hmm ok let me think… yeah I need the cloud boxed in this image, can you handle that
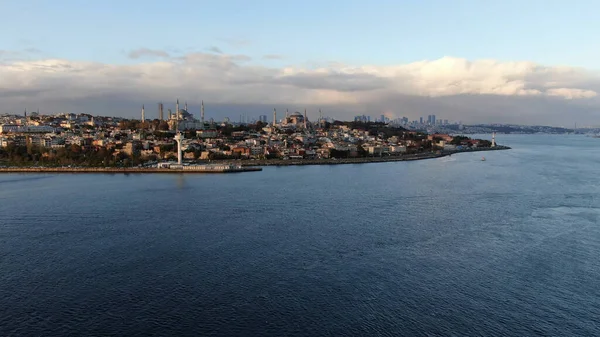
[1,54,599,125]
[546,88,597,99]
[263,54,284,60]
[127,48,170,59]
[206,46,223,54]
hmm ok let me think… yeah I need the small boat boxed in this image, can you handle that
[481,157,486,161]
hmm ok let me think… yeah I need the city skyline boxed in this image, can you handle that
[1,1,600,126]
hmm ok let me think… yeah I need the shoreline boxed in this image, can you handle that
[0,146,510,173]
[223,145,511,167]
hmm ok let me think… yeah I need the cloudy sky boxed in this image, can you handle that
[1,0,600,126]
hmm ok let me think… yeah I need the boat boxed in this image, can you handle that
[481,157,486,161]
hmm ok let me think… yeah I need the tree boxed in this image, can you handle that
[450,136,470,145]
[253,121,266,131]
[478,140,492,147]
[158,121,169,131]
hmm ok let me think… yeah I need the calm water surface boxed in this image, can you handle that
[1,134,599,336]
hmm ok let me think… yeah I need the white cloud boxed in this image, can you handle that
[546,88,597,99]
[1,53,599,124]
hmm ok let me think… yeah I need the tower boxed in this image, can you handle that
[184,101,188,112]
[174,132,184,165]
[304,108,307,129]
[272,108,277,127]
[319,108,323,127]
[491,132,496,147]
[176,99,179,120]
[285,109,289,119]
[158,103,164,120]
[168,109,172,119]
[141,105,145,122]
[201,100,205,125]
[173,106,184,165]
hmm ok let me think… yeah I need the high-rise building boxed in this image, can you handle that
[420,117,423,124]
[427,114,436,125]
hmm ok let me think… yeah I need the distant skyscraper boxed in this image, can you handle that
[427,114,436,125]
[141,105,145,122]
[420,117,423,124]
[201,100,205,125]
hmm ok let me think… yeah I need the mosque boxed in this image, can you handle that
[280,109,309,129]
[167,100,207,131]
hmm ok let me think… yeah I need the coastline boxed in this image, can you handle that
[0,146,510,173]
[225,145,511,167]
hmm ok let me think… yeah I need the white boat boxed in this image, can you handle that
[481,157,486,161]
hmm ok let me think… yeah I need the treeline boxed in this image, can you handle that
[450,136,492,147]
[0,144,154,167]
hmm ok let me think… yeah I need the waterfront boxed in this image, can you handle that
[1,134,599,336]
[0,146,510,172]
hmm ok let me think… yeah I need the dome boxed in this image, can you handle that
[290,111,303,117]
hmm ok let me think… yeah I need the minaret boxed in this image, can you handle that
[272,108,277,127]
[176,99,180,120]
[201,100,205,125]
[141,105,145,122]
[158,102,164,120]
[304,108,307,129]
[491,132,496,147]
[184,102,188,112]
[168,109,172,119]
[285,109,289,119]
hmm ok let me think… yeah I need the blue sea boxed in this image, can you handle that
[1,134,599,336]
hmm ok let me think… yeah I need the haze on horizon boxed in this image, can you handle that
[1,0,599,126]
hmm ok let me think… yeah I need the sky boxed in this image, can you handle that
[1,0,600,126]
